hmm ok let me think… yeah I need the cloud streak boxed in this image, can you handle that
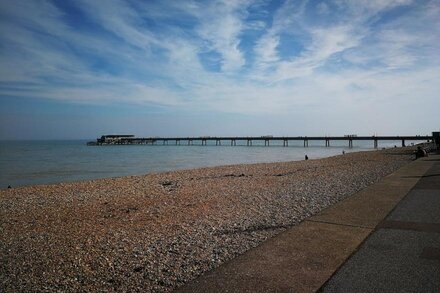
[0,0,439,136]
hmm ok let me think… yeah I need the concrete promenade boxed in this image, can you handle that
[176,154,440,292]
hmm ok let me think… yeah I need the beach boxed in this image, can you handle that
[0,148,414,292]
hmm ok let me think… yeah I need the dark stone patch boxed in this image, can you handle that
[420,247,440,260]
[378,220,440,233]
[160,180,179,192]
[122,206,139,213]
[273,171,296,177]
[134,266,143,272]
[224,173,246,178]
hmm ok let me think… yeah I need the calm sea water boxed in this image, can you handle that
[0,139,418,189]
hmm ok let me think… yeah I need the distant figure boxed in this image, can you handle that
[342,150,345,155]
[7,185,11,189]
[305,155,309,160]
[415,146,425,159]
[394,145,397,148]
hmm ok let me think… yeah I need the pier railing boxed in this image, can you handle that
[88,135,434,149]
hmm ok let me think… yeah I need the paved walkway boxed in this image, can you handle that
[321,154,440,292]
[176,154,440,292]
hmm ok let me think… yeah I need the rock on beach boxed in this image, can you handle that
[0,148,414,292]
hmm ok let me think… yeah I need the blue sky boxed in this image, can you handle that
[0,0,439,139]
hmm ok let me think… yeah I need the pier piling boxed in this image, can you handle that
[89,135,434,148]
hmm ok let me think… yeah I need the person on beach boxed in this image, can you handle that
[415,146,425,159]
[305,155,309,160]
[342,150,345,155]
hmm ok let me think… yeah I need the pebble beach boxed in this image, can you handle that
[0,148,414,292]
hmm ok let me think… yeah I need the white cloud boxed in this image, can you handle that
[254,34,280,65]
[252,24,363,82]
[335,0,413,21]
[193,0,251,72]
[76,0,156,50]
[0,0,439,135]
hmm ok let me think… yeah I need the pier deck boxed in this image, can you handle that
[89,135,434,148]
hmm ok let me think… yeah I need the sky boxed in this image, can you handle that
[0,0,439,140]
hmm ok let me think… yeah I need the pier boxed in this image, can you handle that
[88,133,437,149]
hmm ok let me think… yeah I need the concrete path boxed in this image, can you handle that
[321,155,440,292]
[176,154,439,292]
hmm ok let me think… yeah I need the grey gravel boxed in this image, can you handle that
[0,148,414,292]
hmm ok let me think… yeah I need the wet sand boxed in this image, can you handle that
[0,148,414,292]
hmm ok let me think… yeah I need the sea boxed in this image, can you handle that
[0,139,421,189]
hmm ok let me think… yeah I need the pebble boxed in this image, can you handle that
[0,148,414,292]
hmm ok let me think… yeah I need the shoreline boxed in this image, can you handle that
[1,147,416,291]
[1,141,417,190]
[3,149,351,190]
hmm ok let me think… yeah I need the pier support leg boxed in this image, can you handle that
[374,139,378,149]
[349,139,353,148]
[402,139,405,147]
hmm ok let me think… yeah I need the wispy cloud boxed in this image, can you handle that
[0,0,439,132]
[192,0,252,71]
